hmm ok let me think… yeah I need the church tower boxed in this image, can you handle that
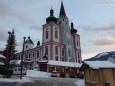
[58,1,82,62]
[58,2,75,62]
[42,8,65,61]
[24,36,34,51]
[71,22,82,63]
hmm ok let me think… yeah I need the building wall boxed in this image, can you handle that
[84,68,115,86]
[24,43,34,51]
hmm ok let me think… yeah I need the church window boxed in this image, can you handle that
[62,57,65,61]
[55,46,58,55]
[77,38,79,46]
[62,48,64,56]
[26,45,28,48]
[59,21,61,24]
[55,56,58,61]
[68,40,69,45]
[29,53,30,60]
[55,31,58,39]
[68,49,71,57]
[37,51,39,58]
[33,52,34,57]
[25,54,28,61]
[45,46,48,55]
[46,31,48,39]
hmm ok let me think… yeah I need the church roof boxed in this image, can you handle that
[25,36,34,45]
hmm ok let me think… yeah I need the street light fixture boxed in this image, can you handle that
[20,37,26,79]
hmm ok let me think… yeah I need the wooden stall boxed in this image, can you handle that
[80,61,115,86]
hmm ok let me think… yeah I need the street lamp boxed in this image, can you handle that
[7,31,11,68]
[20,37,26,79]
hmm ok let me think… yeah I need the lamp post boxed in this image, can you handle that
[7,31,11,68]
[20,37,26,79]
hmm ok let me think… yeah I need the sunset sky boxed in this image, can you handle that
[0,0,115,60]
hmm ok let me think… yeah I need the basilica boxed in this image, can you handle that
[16,2,82,72]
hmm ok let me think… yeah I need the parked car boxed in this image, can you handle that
[13,67,27,75]
[69,72,76,78]
[51,71,58,77]
[0,65,13,78]
[77,73,84,79]
[60,72,66,78]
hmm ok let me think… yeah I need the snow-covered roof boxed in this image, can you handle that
[47,60,81,67]
[0,62,5,65]
[0,54,6,59]
[38,60,48,63]
[10,60,21,65]
[84,61,115,69]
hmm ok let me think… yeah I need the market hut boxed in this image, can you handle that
[80,61,115,86]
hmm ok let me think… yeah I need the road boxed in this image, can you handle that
[0,76,77,86]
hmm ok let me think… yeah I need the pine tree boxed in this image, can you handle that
[9,29,17,60]
[3,29,17,67]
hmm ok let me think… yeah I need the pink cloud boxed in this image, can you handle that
[91,37,115,46]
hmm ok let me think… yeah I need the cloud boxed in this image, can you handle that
[80,23,115,32]
[0,1,39,31]
[90,37,115,46]
[0,26,8,41]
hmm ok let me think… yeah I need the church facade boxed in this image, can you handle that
[16,2,82,69]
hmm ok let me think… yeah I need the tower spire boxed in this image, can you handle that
[50,6,54,16]
[59,1,66,17]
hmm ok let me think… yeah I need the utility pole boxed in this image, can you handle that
[20,37,26,79]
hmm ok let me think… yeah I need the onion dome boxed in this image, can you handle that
[71,22,77,33]
[25,36,34,45]
[46,7,57,23]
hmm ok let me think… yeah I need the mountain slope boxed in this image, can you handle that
[85,51,115,61]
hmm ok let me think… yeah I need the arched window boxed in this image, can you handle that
[33,52,34,57]
[45,46,48,55]
[55,46,58,55]
[68,48,71,57]
[46,31,48,39]
[55,31,58,39]
[26,45,28,48]
[62,57,65,61]
[37,51,39,58]
[29,53,30,60]
[55,56,58,61]
[62,48,64,56]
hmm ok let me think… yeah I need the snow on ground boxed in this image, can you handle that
[26,69,51,78]
[75,79,85,86]
[0,69,85,86]
[0,77,32,83]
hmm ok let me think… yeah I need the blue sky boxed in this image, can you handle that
[0,0,115,60]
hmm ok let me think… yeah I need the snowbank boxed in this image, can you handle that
[75,79,85,86]
[26,70,50,78]
[0,77,32,83]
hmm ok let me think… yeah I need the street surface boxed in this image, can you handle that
[0,75,77,86]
